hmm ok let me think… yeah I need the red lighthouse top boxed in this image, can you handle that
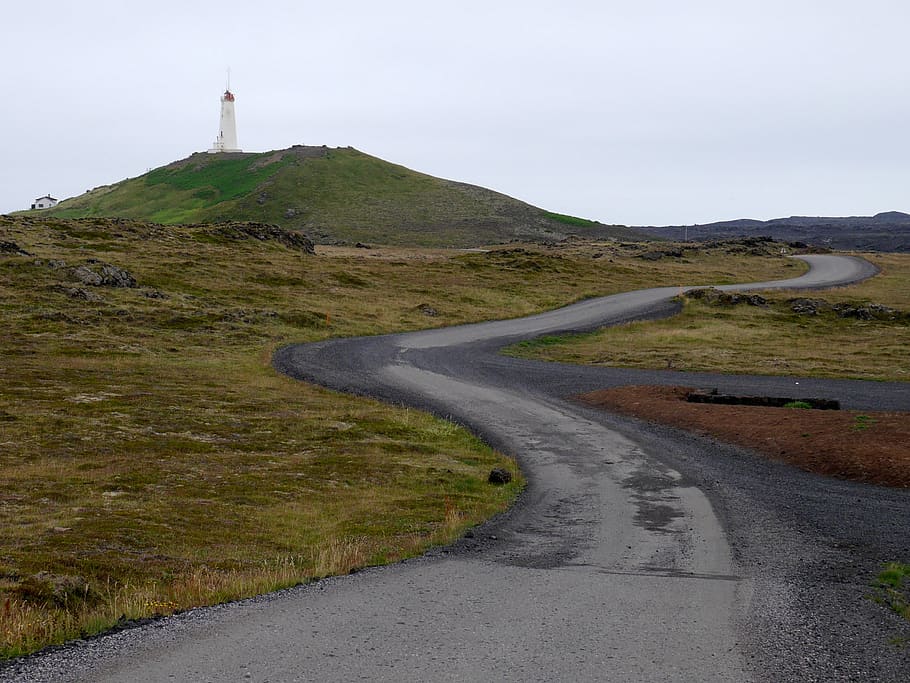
[223,90,235,102]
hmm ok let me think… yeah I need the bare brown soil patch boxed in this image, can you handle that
[578,385,910,488]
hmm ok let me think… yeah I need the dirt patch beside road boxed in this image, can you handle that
[578,385,910,488]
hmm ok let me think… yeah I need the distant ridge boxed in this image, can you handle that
[42,146,641,248]
[637,212,910,252]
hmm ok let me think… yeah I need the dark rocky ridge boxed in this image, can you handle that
[637,211,910,252]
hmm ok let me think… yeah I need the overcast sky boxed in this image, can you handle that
[3,0,908,225]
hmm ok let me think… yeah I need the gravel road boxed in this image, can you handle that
[4,255,908,682]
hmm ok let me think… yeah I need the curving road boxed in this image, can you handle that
[4,255,909,682]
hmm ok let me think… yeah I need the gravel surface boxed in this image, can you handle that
[4,254,908,682]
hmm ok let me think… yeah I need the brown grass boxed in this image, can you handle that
[508,253,910,382]
[0,215,801,658]
[579,386,910,487]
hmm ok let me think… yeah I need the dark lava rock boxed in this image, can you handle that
[0,240,30,255]
[417,303,439,317]
[354,242,372,249]
[687,391,840,410]
[488,468,513,485]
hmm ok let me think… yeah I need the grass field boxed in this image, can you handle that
[0,217,802,657]
[507,253,910,382]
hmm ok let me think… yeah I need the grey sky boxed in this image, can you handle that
[3,0,908,225]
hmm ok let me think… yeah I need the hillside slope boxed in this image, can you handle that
[45,146,638,247]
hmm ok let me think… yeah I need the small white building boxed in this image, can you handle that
[31,195,58,210]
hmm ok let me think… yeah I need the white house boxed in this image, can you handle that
[31,195,58,210]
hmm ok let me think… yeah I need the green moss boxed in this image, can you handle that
[543,211,600,227]
[144,153,290,202]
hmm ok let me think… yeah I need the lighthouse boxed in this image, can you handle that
[208,87,241,153]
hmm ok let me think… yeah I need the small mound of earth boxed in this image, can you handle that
[577,385,910,488]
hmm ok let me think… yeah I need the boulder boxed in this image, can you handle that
[488,468,512,485]
[71,263,137,287]
[788,297,831,315]
[688,287,767,307]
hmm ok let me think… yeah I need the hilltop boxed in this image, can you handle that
[637,212,910,252]
[43,146,640,247]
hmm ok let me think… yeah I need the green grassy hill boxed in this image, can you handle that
[45,146,638,247]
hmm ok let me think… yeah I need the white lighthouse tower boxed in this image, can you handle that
[208,84,241,153]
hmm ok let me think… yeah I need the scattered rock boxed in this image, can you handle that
[417,303,439,317]
[53,285,104,302]
[354,242,372,249]
[141,288,168,299]
[832,302,904,321]
[787,297,907,321]
[488,468,512,484]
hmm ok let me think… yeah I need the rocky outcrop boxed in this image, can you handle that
[636,247,684,261]
[687,287,768,307]
[70,262,137,288]
[788,297,908,321]
[209,222,315,253]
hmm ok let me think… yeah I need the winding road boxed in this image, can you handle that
[5,255,909,682]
